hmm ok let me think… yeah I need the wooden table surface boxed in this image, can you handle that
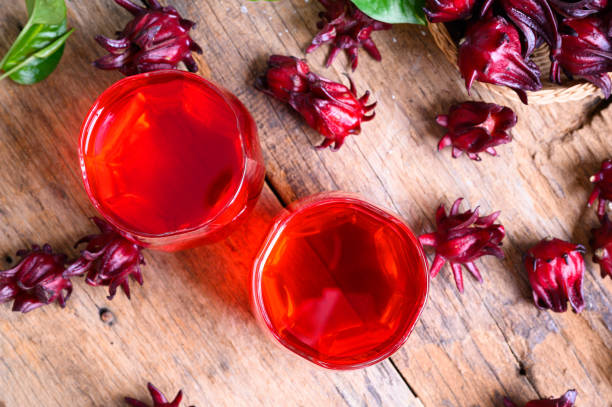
[1,1,611,406]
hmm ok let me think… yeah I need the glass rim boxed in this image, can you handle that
[251,192,430,370]
[78,69,250,239]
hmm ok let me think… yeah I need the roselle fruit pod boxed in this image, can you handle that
[436,101,516,160]
[552,16,612,97]
[424,0,478,23]
[419,198,505,292]
[291,73,376,150]
[549,0,607,18]
[496,0,561,57]
[524,238,585,313]
[125,382,193,407]
[591,215,612,279]
[458,16,542,104]
[504,389,577,407]
[65,217,144,300]
[255,55,311,103]
[306,0,392,71]
[0,244,72,313]
[588,159,612,219]
[256,55,376,150]
[94,0,203,76]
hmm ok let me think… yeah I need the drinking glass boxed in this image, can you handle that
[251,193,429,369]
[79,70,265,251]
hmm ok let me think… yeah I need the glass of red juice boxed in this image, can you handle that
[251,193,429,369]
[79,70,265,251]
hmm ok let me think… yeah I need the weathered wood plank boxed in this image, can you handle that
[183,1,612,406]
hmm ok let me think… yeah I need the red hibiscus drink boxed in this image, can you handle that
[252,193,429,369]
[79,70,265,251]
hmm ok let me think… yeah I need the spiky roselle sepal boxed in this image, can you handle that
[65,217,144,300]
[94,0,203,76]
[419,198,505,292]
[524,238,585,313]
[0,244,72,313]
[424,0,478,23]
[588,159,612,219]
[487,0,560,58]
[549,0,607,18]
[306,0,392,71]
[504,389,577,407]
[458,16,542,104]
[256,55,376,150]
[436,101,516,160]
[552,16,612,98]
[591,215,612,279]
[125,382,193,407]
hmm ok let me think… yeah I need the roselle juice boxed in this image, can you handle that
[80,70,264,251]
[252,195,428,369]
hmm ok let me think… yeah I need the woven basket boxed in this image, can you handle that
[428,22,610,105]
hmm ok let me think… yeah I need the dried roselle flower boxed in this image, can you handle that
[256,55,376,150]
[125,382,193,407]
[94,0,203,76]
[306,0,392,71]
[436,101,516,160]
[419,198,505,292]
[591,215,612,279]
[588,159,612,219]
[504,389,577,406]
[0,244,72,313]
[524,238,585,313]
[549,0,607,18]
[552,17,612,97]
[65,217,144,300]
[497,0,560,57]
[458,16,542,104]
[424,0,478,23]
[255,55,311,103]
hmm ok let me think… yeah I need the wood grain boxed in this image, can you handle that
[0,0,610,406]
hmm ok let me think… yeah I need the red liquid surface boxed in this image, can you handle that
[81,72,246,238]
[255,197,428,368]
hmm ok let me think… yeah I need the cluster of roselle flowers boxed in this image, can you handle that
[425,0,612,102]
[256,55,376,150]
[0,218,145,313]
[306,0,392,71]
[419,158,612,314]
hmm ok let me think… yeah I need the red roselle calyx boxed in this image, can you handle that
[306,0,392,71]
[125,382,193,407]
[458,16,542,104]
[483,0,560,58]
[436,101,516,160]
[524,238,585,313]
[588,159,612,219]
[504,389,577,407]
[256,55,376,150]
[65,217,144,300]
[424,0,478,23]
[591,215,612,279]
[552,16,612,98]
[94,0,203,76]
[549,0,608,18]
[0,245,72,313]
[419,198,505,292]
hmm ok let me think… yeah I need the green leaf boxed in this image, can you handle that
[351,0,427,25]
[0,0,71,84]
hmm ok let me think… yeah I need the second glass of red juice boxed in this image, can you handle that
[79,70,265,251]
[252,193,429,369]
